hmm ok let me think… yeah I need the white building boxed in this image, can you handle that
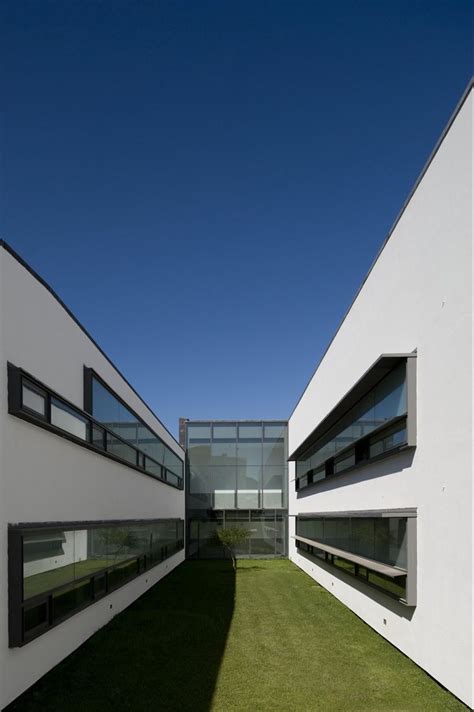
[288,81,473,707]
[0,243,185,709]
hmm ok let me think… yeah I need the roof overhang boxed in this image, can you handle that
[288,352,416,462]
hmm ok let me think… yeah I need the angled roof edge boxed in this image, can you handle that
[289,77,474,422]
[288,352,415,461]
[0,239,184,454]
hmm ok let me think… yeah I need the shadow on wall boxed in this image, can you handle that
[298,548,415,621]
[296,449,416,498]
[6,560,236,712]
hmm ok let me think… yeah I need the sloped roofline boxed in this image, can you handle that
[0,239,184,453]
[289,77,474,421]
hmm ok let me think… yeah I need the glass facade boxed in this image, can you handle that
[10,520,184,646]
[296,364,407,489]
[184,420,288,558]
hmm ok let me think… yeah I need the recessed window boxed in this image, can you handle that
[295,512,416,605]
[293,356,416,491]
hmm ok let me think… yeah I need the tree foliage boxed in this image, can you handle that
[216,526,250,571]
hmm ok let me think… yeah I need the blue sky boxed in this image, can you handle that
[1,1,472,438]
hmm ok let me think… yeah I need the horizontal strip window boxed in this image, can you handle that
[186,421,287,445]
[8,518,184,647]
[8,364,183,490]
[294,512,416,605]
[85,369,183,479]
[294,355,416,492]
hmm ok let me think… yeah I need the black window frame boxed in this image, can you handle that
[8,364,184,490]
[8,518,185,647]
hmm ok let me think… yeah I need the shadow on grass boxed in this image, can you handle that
[6,560,236,712]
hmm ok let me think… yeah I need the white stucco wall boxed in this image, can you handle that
[289,88,473,707]
[0,249,185,708]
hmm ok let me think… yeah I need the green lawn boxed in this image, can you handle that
[8,560,466,712]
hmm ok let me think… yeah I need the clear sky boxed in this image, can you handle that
[1,1,472,439]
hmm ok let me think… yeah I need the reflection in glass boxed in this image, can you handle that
[186,421,288,558]
[188,423,211,440]
[296,364,408,483]
[213,424,237,439]
[92,376,183,477]
[238,423,262,440]
[237,441,262,467]
[263,423,286,440]
[296,515,407,569]
[22,382,46,416]
[22,520,183,610]
[51,399,89,440]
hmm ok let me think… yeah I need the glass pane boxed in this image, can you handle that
[22,382,46,416]
[262,441,285,466]
[374,518,407,568]
[237,465,261,489]
[213,424,237,440]
[51,399,88,440]
[92,376,177,474]
[352,519,375,559]
[263,423,286,440]
[52,580,93,622]
[92,379,120,428]
[238,423,262,440]
[369,421,407,458]
[354,390,376,438]
[23,529,77,599]
[92,424,105,450]
[187,423,211,441]
[24,602,48,633]
[166,471,180,487]
[237,441,262,466]
[106,433,137,466]
[333,556,355,576]
[145,458,162,478]
[164,447,183,477]
[367,571,406,599]
[211,440,237,461]
[374,364,407,426]
[334,450,355,473]
[324,518,351,549]
[188,442,212,468]
[237,490,259,508]
[263,466,285,508]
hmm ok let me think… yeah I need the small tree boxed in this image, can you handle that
[216,527,250,571]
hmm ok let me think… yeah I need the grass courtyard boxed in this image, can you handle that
[8,560,466,712]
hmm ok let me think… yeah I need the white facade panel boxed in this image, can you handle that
[289,88,473,707]
[0,247,185,708]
